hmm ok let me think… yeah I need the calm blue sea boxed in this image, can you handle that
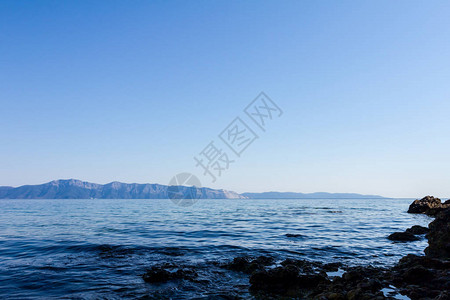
[0,198,431,299]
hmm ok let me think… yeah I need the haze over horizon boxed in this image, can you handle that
[1,1,450,198]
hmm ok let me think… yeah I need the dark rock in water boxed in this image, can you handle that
[341,266,383,283]
[406,225,429,235]
[223,255,274,274]
[401,265,434,284]
[388,231,420,242]
[211,294,244,300]
[408,195,450,216]
[346,285,384,300]
[298,273,329,287]
[286,233,305,238]
[311,266,385,300]
[249,263,329,296]
[342,269,365,282]
[323,262,343,272]
[96,244,134,258]
[143,267,173,283]
[387,224,428,242]
[224,256,251,272]
[280,258,322,274]
[321,292,346,300]
[425,208,450,259]
[249,264,300,295]
[159,247,186,256]
[390,254,450,299]
[253,255,274,266]
[396,254,450,270]
[142,266,197,283]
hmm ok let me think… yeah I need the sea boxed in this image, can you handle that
[0,198,432,299]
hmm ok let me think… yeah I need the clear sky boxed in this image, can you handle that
[1,1,449,198]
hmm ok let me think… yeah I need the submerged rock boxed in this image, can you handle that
[143,267,174,283]
[286,233,305,238]
[408,196,450,216]
[222,255,274,274]
[387,231,420,242]
[142,265,198,283]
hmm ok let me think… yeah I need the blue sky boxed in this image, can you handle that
[1,1,449,197]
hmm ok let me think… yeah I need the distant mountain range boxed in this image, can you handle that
[0,179,386,199]
[0,179,244,199]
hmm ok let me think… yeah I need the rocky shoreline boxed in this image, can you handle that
[142,196,449,299]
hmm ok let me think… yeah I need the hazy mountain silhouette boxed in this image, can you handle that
[0,179,386,199]
[0,179,244,199]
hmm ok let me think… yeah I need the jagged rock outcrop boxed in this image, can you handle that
[408,196,450,216]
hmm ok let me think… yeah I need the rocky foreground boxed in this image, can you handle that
[143,196,450,299]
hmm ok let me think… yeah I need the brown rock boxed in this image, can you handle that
[327,292,345,300]
[408,196,450,216]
